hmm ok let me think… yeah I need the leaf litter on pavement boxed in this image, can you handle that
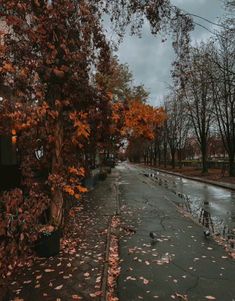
[7,200,113,301]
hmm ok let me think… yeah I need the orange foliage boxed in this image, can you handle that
[64,167,88,200]
[68,166,85,177]
[69,112,90,146]
[123,100,166,140]
[112,102,123,124]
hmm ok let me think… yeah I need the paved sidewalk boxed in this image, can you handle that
[1,171,120,301]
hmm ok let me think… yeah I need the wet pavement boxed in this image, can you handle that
[2,171,120,301]
[141,167,235,239]
[2,163,235,301]
[117,163,235,301]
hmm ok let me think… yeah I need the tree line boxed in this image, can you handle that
[136,1,235,176]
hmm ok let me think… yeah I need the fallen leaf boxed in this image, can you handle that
[145,261,150,265]
[72,295,82,300]
[143,278,149,285]
[55,285,63,290]
[45,269,55,273]
[94,291,102,296]
[126,276,136,281]
[175,293,188,300]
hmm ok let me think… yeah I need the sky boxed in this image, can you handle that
[115,0,226,107]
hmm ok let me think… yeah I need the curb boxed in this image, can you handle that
[100,217,112,301]
[100,172,121,301]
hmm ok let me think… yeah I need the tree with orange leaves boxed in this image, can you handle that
[0,0,193,278]
[0,0,110,276]
[124,100,166,140]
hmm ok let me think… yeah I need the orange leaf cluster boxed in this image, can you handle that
[68,166,85,177]
[123,100,166,140]
[69,112,90,146]
[64,166,88,200]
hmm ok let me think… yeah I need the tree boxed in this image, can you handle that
[164,92,190,169]
[0,0,111,224]
[0,0,110,276]
[208,31,235,175]
[183,44,215,173]
[124,100,166,162]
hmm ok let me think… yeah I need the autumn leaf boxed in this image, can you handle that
[143,278,149,285]
[72,295,83,300]
[44,269,55,273]
[84,272,90,277]
[63,185,75,196]
[53,68,65,78]
[3,62,15,73]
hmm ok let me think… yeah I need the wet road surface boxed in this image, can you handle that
[117,163,235,301]
[142,166,235,238]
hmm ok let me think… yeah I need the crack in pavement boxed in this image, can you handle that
[185,275,200,294]
[159,215,167,231]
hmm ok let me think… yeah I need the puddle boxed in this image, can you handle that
[142,170,235,247]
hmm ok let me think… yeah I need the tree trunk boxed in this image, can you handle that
[150,145,153,166]
[178,149,182,169]
[99,152,105,173]
[171,151,175,169]
[158,147,161,167]
[163,142,167,168]
[144,151,147,164]
[148,148,151,165]
[201,142,208,173]
[154,144,157,166]
[50,117,64,227]
[229,153,235,177]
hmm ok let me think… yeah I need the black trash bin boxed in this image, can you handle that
[34,229,61,257]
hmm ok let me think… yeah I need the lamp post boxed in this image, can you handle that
[35,139,44,160]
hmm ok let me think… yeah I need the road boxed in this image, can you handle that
[116,163,235,301]
[144,167,235,236]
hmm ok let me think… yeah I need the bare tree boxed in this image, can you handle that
[164,93,190,169]
[209,31,235,175]
[183,44,215,173]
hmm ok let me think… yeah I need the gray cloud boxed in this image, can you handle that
[116,0,225,107]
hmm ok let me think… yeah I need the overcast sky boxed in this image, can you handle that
[115,0,225,107]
